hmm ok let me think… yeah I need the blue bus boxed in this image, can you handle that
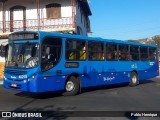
[3,31,159,96]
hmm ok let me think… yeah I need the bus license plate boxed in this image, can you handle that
[11,84,17,87]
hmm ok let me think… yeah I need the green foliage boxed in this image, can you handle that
[128,40,140,43]
[128,35,160,57]
[152,36,160,56]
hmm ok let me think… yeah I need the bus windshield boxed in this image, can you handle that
[6,42,39,68]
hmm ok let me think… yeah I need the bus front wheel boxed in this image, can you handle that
[63,76,80,96]
[129,72,139,87]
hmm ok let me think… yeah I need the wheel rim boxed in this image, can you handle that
[132,75,137,84]
[66,81,74,92]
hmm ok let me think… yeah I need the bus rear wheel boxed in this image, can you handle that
[129,72,139,87]
[63,76,80,96]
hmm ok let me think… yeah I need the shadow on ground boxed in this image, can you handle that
[14,79,155,99]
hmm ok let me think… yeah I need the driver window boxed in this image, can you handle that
[41,37,62,71]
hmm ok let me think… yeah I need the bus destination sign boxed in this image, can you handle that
[65,62,79,68]
[9,33,39,41]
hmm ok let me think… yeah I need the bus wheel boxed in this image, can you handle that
[129,72,139,87]
[63,76,80,96]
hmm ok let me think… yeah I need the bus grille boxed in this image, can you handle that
[5,70,27,75]
[7,78,24,82]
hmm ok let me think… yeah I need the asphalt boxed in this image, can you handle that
[0,77,160,120]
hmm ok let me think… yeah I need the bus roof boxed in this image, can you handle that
[10,31,157,48]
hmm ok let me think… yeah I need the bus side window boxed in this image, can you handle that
[66,39,86,60]
[149,47,156,61]
[88,41,104,61]
[41,37,62,71]
[80,50,86,60]
[106,53,112,60]
[140,47,148,61]
[106,43,118,61]
[69,52,76,60]
[130,46,140,61]
[118,44,129,61]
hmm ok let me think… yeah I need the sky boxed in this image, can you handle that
[88,0,160,40]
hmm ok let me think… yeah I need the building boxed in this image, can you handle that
[0,0,92,78]
[0,0,92,36]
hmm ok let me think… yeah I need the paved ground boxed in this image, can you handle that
[0,77,160,120]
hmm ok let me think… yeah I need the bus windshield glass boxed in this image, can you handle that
[6,42,39,68]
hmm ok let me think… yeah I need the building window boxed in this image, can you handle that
[88,41,104,60]
[46,3,61,19]
[10,5,26,32]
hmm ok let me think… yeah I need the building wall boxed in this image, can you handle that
[75,1,88,36]
[41,0,72,19]
[0,0,90,36]
[2,0,72,21]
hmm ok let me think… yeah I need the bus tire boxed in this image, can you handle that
[63,76,80,96]
[129,72,139,87]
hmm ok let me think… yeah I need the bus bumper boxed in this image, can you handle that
[3,75,66,93]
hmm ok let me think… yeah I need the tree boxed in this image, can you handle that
[128,35,160,57]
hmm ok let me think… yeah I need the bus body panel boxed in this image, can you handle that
[3,60,158,93]
[3,31,159,93]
